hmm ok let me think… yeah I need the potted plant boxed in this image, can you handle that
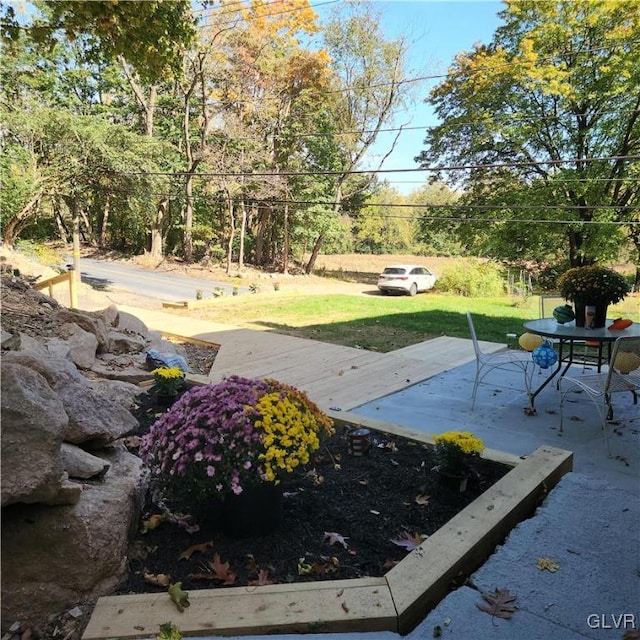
[433,431,485,491]
[557,266,630,328]
[151,366,185,405]
[139,375,334,536]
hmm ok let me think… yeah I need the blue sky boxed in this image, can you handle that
[313,0,504,194]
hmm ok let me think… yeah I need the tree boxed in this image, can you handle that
[2,1,196,83]
[418,0,640,278]
[304,1,413,273]
[354,185,417,254]
[1,108,168,249]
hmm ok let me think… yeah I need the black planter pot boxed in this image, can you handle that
[155,391,178,407]
[221,483,283,538]
[574,302,608,328]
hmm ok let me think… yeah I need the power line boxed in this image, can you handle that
[114,153,640,178]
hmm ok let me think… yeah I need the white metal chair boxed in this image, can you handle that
[467,312,535,409]
[559,336,640,454]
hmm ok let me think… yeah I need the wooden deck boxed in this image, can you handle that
[121,306,505,410]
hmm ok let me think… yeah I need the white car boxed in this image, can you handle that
[377,264,437,296]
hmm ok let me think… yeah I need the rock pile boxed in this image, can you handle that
[0,275,187,637]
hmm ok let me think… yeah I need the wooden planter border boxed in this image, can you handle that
[82,414,572,639]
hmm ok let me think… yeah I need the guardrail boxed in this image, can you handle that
[34,270,78,308]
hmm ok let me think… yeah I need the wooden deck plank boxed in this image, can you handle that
[120,306,500,411]
[82,578,397,639]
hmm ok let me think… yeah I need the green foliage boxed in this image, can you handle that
[435,261,505,297]
[14,241,62,266]
[2,1,196,83]
[420,0,640,268]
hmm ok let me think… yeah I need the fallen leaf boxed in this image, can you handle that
[297,557,313,575]
[414,494,431,505]
[312,558,340,575]
[324,531,349,548]
[158,622,182,640]
[623,630,640,640]
[140,513,166,534]
[341,601,349,613]
[337,369,344,376]
[248,568,274,586]
[390,532,426,551]
[179,541,213,560]
[123,435,142,448]
[168,582,190,612]
[382,558,399,569]
[536,557,560,572]
[245,553,259,572]
[142,569,171,587]
[476,588,517,620]
[433,625,442,638]
[188,553,237,585]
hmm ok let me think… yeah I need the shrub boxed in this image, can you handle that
[436,261,505,297]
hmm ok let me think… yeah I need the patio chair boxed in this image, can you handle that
[559,336,640,454]
[467,312,535,409]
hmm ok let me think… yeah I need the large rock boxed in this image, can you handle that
[91,379,146,410]
[57,381,139,447]
[2,332,48,355]
[59,322,99,369]
[0,362,67,506]
[60,443,110,479]
[115,310,149,338]
[1,351,87,388]
[55,308,110,353]
[108,329,147,355]
[91,353,153,384]
[87,303,119,328]
[0,445,146,632]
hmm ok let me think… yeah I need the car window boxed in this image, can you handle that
[410,268,423,275]
[383,267,406,275]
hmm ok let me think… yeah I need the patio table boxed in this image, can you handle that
[522,318,640,407]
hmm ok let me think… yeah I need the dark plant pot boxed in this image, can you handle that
[574,302,608,329]
[436,467,469,493]
[155,391,178,407]
[221,483,283,537]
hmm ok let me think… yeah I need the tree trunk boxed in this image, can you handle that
[150,198,168,258]
[226,198,235,275]
[99,195,110,248]
[239,201,247,269]
[305,233,324,274]
[2,193,41,246]
[54,200,69,244]
[282,200,289,275]
[184,175,194,262]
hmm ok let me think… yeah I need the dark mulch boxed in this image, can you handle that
[117,387,510,596]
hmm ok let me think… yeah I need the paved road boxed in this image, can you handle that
[72,257,243,302]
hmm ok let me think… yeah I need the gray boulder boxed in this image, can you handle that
[0,363,67,506]
[0,444,145,632]
[1,351,87,388]
[90,378,146,410]
[108,329,147,355]
[57,381,139,448]
[115,310,149,338]
[60,443,110,479]
[55,308,110,353]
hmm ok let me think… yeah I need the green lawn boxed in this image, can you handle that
[182,292,638,352]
